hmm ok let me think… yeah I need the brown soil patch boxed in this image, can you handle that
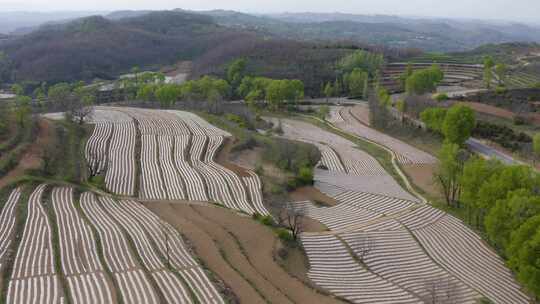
[301,217,329,233]
[230,147,263,170]
[458,102,515,119]
[215,137,250,177]
[289,186,339,207]
[275,242,311,282]
[0,118,53,188]
[402,164,440,198]
[148,203,343,304]
[147,203,264,303]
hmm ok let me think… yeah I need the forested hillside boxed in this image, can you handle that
[0,11,250,83]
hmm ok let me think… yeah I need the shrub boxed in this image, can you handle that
[225,113,249,129]
[260,215,274,226]
[296,166,314,186]
[513,115,527,126]
[434,93,449,102]
[254,163,264,176]
[90,175,106,189]
[277,228,293,242]
[232,135,257,152]
[495,86,507,94]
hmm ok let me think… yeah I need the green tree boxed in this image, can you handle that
[435,143,467,206]
[461,158,504,227]
[11,83,24,96]
[507,214,540,296]
[405,65,444,95]
[399,62,414,88]
[48,82,72,104]
[14,96,32,128]
[483,56,495,89]
[442,105,475,146]
[334,78,342,97]
[420,107,447,133]
[227,58,247,92]
[347,68,369,98]
[136,84,157,101]
[323,82,334,101]
[485,189,540,252]
[338,50,384,76]
[155,84,180,107]
[396,99,406,113]
[318,105,330,120]
[495,63,507,86]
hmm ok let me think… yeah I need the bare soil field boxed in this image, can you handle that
[216,137,251,177]
[458,101,515,119]
[0,119,53,188]
[289,186,339,207]
[147,202,344,304]
[402,164,440,198]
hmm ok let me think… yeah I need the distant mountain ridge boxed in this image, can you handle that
[3,9,540,52]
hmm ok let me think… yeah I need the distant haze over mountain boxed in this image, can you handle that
[1,9,539,53]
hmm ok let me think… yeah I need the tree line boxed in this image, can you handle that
[421,104,540,299]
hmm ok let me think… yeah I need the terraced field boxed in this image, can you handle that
[381,62,483,92]
[0,184,224,304]
[1,106,529,304]
[267,116,530,303]
[87,106,270,216]
[335,106,437,165]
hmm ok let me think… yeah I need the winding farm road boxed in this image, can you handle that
[466,138,517,165]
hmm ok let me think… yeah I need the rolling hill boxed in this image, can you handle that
[0,11,249,83]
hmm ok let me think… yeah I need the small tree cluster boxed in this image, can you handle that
[405,65,444,95]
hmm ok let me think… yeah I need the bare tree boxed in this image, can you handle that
[279,204,305,240]
[421,277,459,304]
[355,235,374,264]
[69,101,94,125]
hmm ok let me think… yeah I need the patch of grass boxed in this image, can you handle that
[36,120,89,183]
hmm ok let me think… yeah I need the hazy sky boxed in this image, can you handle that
[0,0,538,23]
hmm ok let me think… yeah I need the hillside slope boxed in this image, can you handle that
[0,11,250,82]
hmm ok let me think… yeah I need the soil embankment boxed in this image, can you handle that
[0,118,53,188]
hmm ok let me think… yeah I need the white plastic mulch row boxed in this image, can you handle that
[0,188,22,269]
[341,229,480,303]
[140,134,168,200]
[100,196,194,304]
[111,107,267,216]
[105,121,136,196]
[7,185,65,304]
[334,191,416,217]
[290,201,380,231]
[317,144,346,173]
[158,135,186,200]
[80,192,160,303]
[290,190,416,231]
[302,234,421,304]
[85,122,112,173]
[242,171,271,216]
[314,169,420,202]
[271,117,413,200]
[52,187,114,304]
[410,214,531,304]
[174,135,208,202]
[337,107,437,165]
[113,199,225,304]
